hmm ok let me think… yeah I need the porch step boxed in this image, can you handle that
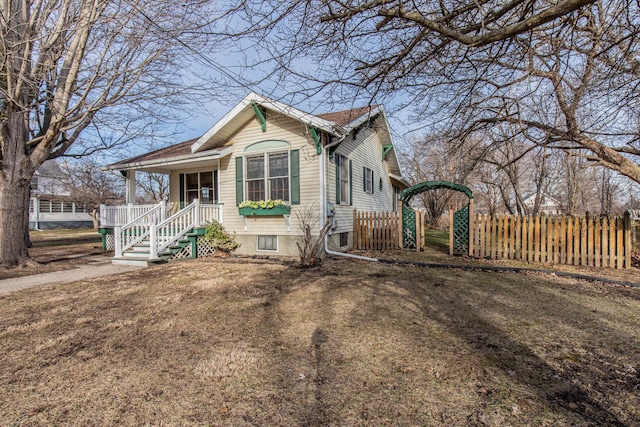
[112,257,151,267]
[158,238,191,260]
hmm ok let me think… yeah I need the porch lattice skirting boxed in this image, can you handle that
[172,245,192,259]
[170,235,216,260]
[105,234,115,251]
[196,237,217,258]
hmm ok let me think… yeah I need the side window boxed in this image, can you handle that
[363,167,374,194]
[336,153,351,204]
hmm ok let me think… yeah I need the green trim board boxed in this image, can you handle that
[251,101,267,132]
[308,124,321,155]
[290,149,300,204]
[382,144,394,159]
[235,157,244,206]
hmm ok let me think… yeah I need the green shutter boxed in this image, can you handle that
[179,173,185,208]
[335,155,340,204]
[290,149,300,205]
[235,157,244,206]
[372,171,375,194]
[349,159,353,205]
[363,166,367,192]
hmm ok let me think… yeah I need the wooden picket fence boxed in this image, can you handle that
[473,213,633,269]
[353,210,401,250]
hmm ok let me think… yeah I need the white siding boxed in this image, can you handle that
[326,116,397,235]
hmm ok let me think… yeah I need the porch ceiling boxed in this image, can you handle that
[102,146,232,174]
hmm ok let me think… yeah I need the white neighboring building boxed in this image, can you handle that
[29,160,93,230]
[522,193,562,215]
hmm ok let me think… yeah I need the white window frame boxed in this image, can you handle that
[245,150,290,202]
[184,171,217,204]
[364,167,374,194]
[256,235,278,252]
[337,153,349,205]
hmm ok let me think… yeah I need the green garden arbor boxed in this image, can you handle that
[400,181,474,255]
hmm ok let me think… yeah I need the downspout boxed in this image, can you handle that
[320,133,378,262]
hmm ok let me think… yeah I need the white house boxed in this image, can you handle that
[29,160,93,230]
[100,92,406,264]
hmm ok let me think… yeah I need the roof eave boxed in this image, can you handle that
[102,146,233,172]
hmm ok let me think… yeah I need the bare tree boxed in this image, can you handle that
[399,136,475,227]
[294,203,331,267]
[0,0,220,267]
[59,158,123,228]
[226,1,640,184]
[136,172,169,204]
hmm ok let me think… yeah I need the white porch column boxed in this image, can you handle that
[124,170,136,204]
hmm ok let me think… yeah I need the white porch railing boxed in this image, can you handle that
[200,202,223,225]
[100,203,160,227]
[114,201,166,258]
[150,200,200,258]
[111,199,223,259]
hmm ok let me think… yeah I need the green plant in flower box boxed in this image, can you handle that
[238,200,291,216]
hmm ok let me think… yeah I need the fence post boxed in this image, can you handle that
[468,199,475,257]
[624,211,631,269]
[399,203,404,249]
[353,209,358,250]
[449,204,454,256]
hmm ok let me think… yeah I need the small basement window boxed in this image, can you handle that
[257,235,278,252]
[339,232,348,248]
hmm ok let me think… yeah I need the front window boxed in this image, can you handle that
[246,155,266,200]
[246,152,289,202]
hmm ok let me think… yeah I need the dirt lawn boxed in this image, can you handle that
[0,230,104,280]
[1,257,639,426]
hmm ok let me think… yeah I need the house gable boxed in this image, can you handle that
[191,92,344,154]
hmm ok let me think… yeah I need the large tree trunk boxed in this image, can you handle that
[0,176,33,268]
[91,208,99,230]
[0,111,37,269]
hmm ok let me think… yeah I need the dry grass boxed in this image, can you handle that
[1,257,639,426]
[0,229,104,280]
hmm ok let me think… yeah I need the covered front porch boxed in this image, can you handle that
[99,143,232,265]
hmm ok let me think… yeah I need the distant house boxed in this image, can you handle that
[100,92,407,264]
[522,193,562,215]
[29,160,93,230]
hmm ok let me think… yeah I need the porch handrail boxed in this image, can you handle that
[114,201,165,258]
[199,203,223,224]
[100,203,159,227]
[150,199,200,258]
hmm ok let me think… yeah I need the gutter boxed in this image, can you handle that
[101,147,233,172]
[319,133,378,262]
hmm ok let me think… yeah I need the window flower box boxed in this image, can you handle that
[238,200,291,216]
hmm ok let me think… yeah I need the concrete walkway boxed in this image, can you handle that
[0,256,144,294]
